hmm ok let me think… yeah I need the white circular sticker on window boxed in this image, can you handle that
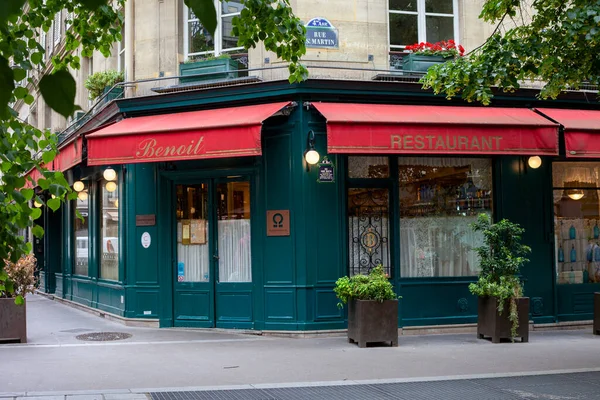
[141,232,151,249]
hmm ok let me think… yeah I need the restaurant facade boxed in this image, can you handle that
[34,79,600,330]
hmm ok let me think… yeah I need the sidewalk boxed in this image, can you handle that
[2,295,600,399]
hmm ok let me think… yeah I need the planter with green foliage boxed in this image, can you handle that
[0,254,37,343]
[179,55,240,84]
[334,266,399,348]
[84,70,124,102]
[469,213,531,343]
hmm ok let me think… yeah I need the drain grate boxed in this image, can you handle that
[75,332,132,341]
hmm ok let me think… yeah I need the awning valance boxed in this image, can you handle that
[312,103,559,156]
[536,108,600,158]
[25,137,83,188]
[86,102,291,166]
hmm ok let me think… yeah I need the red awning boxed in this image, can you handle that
[536,108,600,158]
[86,102,291,166]
[312,103,559,156]
[25,137,83,188]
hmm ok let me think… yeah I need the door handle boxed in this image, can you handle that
[213,254,219,260]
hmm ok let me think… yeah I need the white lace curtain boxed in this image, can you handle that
[177,219,251,283]
[218,219,252,282]
[177,242,210,282]
[400,215,486,277]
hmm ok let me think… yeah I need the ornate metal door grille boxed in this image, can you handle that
[348,188,390,276]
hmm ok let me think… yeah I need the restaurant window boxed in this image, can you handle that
[389,0,458,50]
[399,157,493,277]
[74,192,89,276]
[348,156,390,179]
[348,187,391,277]
[183,0,243,60]
[100,179,119,280]
[553,162,600,285]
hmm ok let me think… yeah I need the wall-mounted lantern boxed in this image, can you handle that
[103,167,117,181]
[304,130,320,167]
[527,156,542,169]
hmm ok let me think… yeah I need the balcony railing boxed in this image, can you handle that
[56,63,599,147]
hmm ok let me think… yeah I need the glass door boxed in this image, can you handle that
[214,179,253,328]
[173,182,215,327]
[173,178,253,328]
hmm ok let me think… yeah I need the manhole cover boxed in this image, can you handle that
[75,332,132,341]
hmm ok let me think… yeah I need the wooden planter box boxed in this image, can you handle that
[593,292,600,335]
[0,298,27,343]
[477,296,529,343]
[179,59,240,84]
[347,299,398,348]
[402,54,448,73]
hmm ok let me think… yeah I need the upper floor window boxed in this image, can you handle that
[53,11,62,48]
[117,24,126,75]
[389,0,458,50]
[183,0,243,60]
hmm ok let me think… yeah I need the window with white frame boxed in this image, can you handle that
[389,0,459,50]
[53,11,62,47]
[117,24,125,76]
[39,30,47,61]
[183,0,243,60]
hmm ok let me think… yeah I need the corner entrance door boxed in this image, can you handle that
[173,179,253,328]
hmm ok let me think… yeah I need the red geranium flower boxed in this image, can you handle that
[404,39,465,58]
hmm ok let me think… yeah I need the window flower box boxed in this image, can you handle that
[402,40,465,73]
[179,58,240,84]
[402,54,449,73]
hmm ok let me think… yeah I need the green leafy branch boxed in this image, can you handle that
[421,0,600,104]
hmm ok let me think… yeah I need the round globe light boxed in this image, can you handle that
[73,180,85,192]
[528,156,542,169]
[305,149,320,165]
[103,168,117,181]
[78,191,89,201]
[34,200,42,208]
[105,181,117,192]
[114,199,119,208]
[567,189,584,201]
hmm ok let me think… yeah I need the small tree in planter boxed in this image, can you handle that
[334,266,399,348]
[469,213,531,343]
[0,254,37,343]
[84,70,125,101]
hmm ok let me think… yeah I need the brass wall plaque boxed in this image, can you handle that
[266,210,290,236]
[136,214,156,226]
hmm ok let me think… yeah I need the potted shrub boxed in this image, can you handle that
[402,40,465,73]
[334,266,399,348]
[179,53,240,84]
[0,254,38,343]
[469,213,531,343]
[84,70,125,102]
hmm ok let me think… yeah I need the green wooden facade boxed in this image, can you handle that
[37,80,600,330]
